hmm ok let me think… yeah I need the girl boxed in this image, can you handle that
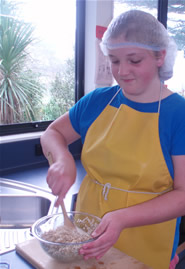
[41,10,185,269]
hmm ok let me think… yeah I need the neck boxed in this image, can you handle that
[122,80,163,103]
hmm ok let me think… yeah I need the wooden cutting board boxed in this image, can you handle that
[16,238,151,269]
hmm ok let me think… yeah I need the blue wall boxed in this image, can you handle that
[0,138,46,175]
[0,138,82,176]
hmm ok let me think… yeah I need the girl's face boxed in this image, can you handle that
[108,46,165,102]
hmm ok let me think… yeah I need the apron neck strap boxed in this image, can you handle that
[109,82,163,114]
[158,82,163,114]
[108,87,122,106]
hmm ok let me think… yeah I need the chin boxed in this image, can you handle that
[119,80,136,89]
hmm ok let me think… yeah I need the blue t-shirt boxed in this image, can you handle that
[69,85,185,258]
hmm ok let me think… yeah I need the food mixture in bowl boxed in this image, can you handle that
[32,212,101,263]
[41,225,92,262]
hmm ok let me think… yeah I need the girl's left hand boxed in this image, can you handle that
[79,210,124,260]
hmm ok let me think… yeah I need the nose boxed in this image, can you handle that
[118,62,130,76]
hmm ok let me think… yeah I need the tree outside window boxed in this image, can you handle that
[0,0,75,125]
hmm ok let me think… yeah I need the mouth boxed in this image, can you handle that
[122,78,135,83]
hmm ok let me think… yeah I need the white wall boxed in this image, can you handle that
[84,0,113,94]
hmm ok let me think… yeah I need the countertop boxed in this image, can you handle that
[1,160,86,269]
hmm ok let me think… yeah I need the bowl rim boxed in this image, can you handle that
[31,211,101,246]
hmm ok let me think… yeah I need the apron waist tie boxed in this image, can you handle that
[91,178,173,201]
[103,183,112,200]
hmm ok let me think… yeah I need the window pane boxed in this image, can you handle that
[114,0,158,18]
[166,0,185,96]
[0,0,76,125]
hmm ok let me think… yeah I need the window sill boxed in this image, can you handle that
[0,131,44,144]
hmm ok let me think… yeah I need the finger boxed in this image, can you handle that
[82,245,110,260]
[91,220,108,238]
[46,168,56,187]
[80,245,110,258]
[80,232,118,260]
[95,248,110,260]
[80,236,111,256]
[82,231,111,250]
[59,179,71,198]
[51,179,63,196]
[55,194,65,207]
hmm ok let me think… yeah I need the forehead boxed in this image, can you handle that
[108,47,153,58]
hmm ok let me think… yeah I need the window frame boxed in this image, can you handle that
[158,0,168,27]
[0,0,85,136]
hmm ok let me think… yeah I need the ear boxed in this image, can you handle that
[156,50,166,67]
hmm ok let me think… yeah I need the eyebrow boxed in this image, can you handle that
[108,52,144,58]
[108,54,117,58]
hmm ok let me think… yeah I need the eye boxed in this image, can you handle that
[109,56,120,65]
[130,59,142,64]
[111,60,120,65]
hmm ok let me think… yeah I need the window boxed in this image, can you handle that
[0,0,85,135]
[113,0,185,97]
[114,0,158,17]
[166,0,185,96]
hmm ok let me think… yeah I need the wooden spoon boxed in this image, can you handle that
[47,152,76,229]
[59,199,76,229]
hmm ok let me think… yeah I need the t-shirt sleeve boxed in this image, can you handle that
[171,101,185,155]
[69,98,83,135]
[69,91,93,135]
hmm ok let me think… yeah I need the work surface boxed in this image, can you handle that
[16,238,151,269]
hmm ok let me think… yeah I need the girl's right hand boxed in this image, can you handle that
[46,152,76,206]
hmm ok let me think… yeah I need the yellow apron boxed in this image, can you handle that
[76,89,176,269]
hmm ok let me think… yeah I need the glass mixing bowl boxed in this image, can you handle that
[32,211,101,263]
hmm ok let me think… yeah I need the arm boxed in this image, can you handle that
[80,155,185,260]
[41,112,81,206]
